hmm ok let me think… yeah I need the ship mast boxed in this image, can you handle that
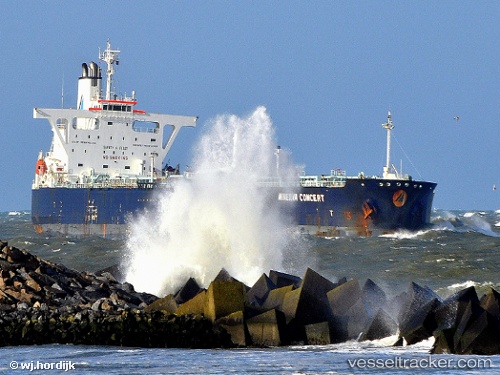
[381,111,394,179]
[99,40,120,100]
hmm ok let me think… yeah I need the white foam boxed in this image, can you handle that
[123,107,300,296]
[378,228,431,239]
[440,280,498,295]
[435,258,455,263]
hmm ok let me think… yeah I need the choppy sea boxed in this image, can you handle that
[1,209,499,374]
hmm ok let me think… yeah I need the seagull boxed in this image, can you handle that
[453,116,460,121]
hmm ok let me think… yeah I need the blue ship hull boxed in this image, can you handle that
[276,179,436,236]
[31,178,436,237]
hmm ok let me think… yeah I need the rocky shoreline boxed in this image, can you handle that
[1,240,499,353]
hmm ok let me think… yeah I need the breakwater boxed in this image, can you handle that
[0,239,499,354]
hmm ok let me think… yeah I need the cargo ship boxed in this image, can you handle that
[31,41,436,237]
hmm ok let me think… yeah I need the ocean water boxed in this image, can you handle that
[1,209,499,374]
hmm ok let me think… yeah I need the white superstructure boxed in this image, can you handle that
[33,41,197,189]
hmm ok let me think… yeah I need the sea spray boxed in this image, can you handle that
[123,107,302,296]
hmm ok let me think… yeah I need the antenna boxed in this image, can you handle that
[61,73,65,108]
[99,39,120,100]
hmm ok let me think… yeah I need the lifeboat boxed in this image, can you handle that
[35,159,47,175]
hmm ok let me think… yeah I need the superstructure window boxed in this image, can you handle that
[56,118,68,129]
[103,165,109,169]
[125,166,130,170]
[78,163,83,167]
[72,117,99,130]
[132,120,159,134]
[108,121,113,125]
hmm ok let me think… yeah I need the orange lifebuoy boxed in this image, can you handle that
[35,159,47,175]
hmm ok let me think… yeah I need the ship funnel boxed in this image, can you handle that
[81,63,88,78]
[89,61,99,78]
[77,61,102,108]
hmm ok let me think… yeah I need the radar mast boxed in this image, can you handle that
[99,40,120,100]
[382,111,394,179]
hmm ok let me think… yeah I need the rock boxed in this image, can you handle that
[95,264,125,283]
[327,279,361,317]
[305,321,331,345]
[204,281,247,321]
[246,273,276,307]
[25,274,42,292]
[247,309,287,346]
[480,288,500,317]
[281,268,337,343]
[431,286,500,354]
[216,310,247,346]
[288,268,336,324]
[213,268,238,283]
[399,297,441,345]
[174,277,202,305]
[434,286,480,332]
[397,282,441,325]
[458,310,500,355]
[269,270,301,288]
[360,309,398,341]
[395,282,442,345]
[327,279,369,342]
[3,242,500,352]
[281,287,302,323]
[144,294,178,314]
[4,246,34,264]
[362,279,387,317]
[261,285,294,311]
[176,290,207,316]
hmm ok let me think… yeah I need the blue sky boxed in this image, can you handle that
[0,1,498,212]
